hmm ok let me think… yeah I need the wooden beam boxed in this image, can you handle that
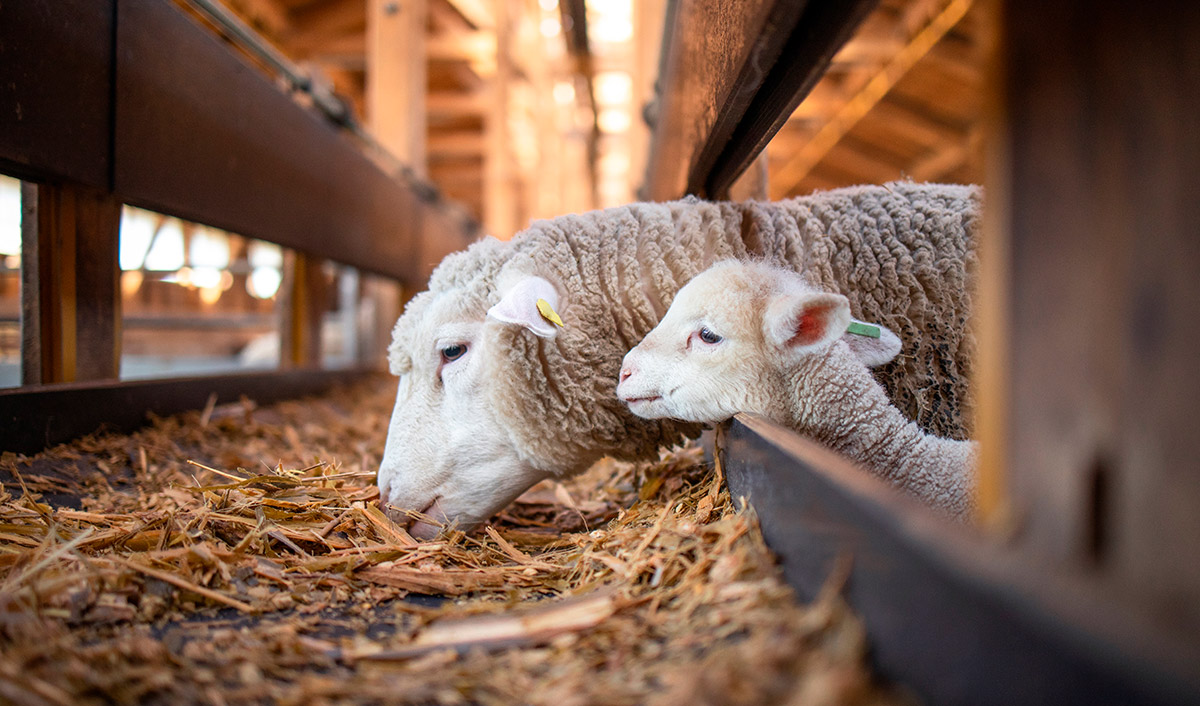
[982,0,1200,630]
[443,0,493,30]
[428,132,487,157]
[427,31,495,62]
[283,0,365,49]
[770,0,974,199]
[723,414,1200,706]
[367,0,427,175]
[427,91,489,116]
[111,0,456,285]
[907,127,981,181]
[0,0,114,189]
[225,0,292,37]
[644,0,879,200]
[20,183,122,384]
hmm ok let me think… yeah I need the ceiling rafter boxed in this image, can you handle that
[770,0,974,199]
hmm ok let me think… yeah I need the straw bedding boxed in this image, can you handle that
[0,378,911,705]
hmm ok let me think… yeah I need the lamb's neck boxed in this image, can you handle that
[779,352,975,519]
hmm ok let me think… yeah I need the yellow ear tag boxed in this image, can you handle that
[536,298,564,328]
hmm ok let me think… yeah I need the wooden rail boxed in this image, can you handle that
[0,0,475,447]
[0,368,376,455]
[723,414,1200,706]
[649,0,1200,702]
[0,0,476,286]
[643,0,879,200]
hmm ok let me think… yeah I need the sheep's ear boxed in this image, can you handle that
[763,291,851,359]
[842,320,902,367]
[487,275,564,339]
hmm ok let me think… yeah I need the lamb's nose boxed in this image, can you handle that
[619,366,633,382]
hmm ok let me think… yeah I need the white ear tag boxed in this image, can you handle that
[487,276,563,338]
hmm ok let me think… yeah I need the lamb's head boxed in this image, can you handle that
[379,261,566,539]
[618,260,901,424]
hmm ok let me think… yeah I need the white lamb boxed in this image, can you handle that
[617,260,975,520]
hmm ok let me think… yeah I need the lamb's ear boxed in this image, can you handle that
[487,275,564,339]
[763,291,851,360]
[842,320,903,367]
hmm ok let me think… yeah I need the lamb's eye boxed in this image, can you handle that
[698,327,723,344]
[441,344,467,363]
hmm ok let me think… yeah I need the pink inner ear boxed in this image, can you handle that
[788,304,833,347]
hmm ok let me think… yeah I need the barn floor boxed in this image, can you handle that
[0,377,909,705]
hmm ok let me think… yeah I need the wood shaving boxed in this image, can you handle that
[0,377,912,705]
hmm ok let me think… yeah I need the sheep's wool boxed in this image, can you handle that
[391,182,979,476]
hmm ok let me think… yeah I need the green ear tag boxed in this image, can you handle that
[846,321,881,339]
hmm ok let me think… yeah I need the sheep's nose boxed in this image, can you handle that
[619,366,633,382]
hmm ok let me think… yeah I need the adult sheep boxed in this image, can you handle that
[380,182,980,538]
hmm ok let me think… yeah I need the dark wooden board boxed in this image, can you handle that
[114,0,442,284]
[983,0,1200,633]
[722,414,1200,706]
[0,0,476,286]
[0,368,376,455]
[644,0,877,200]
[0,0,115,188]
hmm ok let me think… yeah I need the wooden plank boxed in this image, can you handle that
[645,0,878,200]
[643,0,786,200]
[722,414,1200,706]
[0,0,114,188]
[112,0,465,286]
[20,184,122,384]
[982,0,1200,632]
[0,368,375,455]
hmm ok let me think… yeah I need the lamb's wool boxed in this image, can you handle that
[787,340,977,520]
[390,182,979,477]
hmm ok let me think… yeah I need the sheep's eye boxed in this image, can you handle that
[698,327,723,345]
[441,344,467,363]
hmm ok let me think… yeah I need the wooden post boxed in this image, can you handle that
[279,250,326,368]
[20,183,122,384]
[484,0,516,239]
[980,0,1200,632]
[367,0,428,175]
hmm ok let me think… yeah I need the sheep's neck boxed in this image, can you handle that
[779,352,942,487]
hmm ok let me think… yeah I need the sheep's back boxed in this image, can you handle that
[738,182,979,440]
[393,182,979,478]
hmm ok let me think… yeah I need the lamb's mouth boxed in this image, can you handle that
[622,395,662,405]
[408,497,445,541]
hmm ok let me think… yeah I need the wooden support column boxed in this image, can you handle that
[484,0,517,239]
[20,183,122,384]
[979,0,1200,633]
[280,251,327,368]
[367,0,427,175]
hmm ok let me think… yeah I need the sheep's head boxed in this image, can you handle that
[618,260,900,424]
[379,266,565,539]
